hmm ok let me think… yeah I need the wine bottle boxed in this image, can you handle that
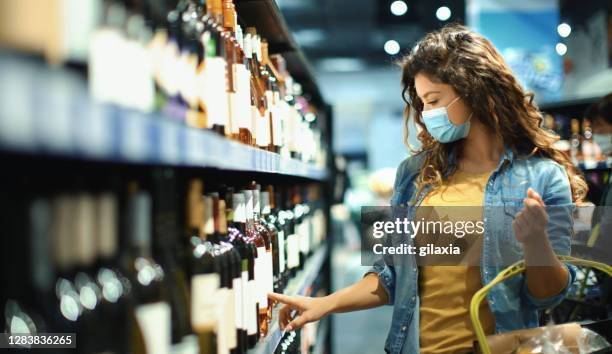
[260,187,281,294]
[94,192,131,354]
[204,0,230,136]
[182,1,208,129]
[283,188,299,277]
[153,171,198,354]
[260,39,282,154]
[252,184,275,318]
[230,192,259,347]
[245,28,270,151]
[185,179,219,354]
[125,189,171,354]
[217,198,248,354]
[241,188,270,337]
[210,192,242,354]
[203,195,234,354]
[71,192,106,354]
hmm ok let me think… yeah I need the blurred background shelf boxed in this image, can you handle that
[248,244,328,354]
[577,159,612,171]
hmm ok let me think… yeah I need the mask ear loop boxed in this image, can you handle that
[447,96,461,108]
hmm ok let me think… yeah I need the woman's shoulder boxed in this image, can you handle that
[395,151,428,185]
[514,154,568,177]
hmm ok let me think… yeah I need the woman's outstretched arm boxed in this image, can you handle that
[268,272,389,331]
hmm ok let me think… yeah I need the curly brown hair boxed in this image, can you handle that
[400,23,587,205]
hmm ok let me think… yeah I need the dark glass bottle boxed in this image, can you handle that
[203,195,236,354]
[261,187,281,294]
[93,192,131,354]
[252,184,275,315]
[125,189,171,354]
[240,188,271,337]
[230,192,260,347]
[184,179,219,354]
[151,172,197,353]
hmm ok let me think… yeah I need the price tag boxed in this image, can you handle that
[184,129,204,165]
[121,110,148,162]
[158,119,180,164]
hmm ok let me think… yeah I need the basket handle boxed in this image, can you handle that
[470,255,612,354]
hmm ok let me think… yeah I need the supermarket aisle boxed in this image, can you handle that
[331,247,393,354]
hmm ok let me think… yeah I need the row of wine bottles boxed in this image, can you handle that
[89,0,327,166]
[1,172,327,354]
[545,114,608,163]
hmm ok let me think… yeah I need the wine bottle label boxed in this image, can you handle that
[202,57,229,128]
[74,194,96,267]
[265,250,274,295]
[148,30,166,86]
[265,90,275,145]
[89,28,123,104]
[278,230,286,273]
[215,289,229,354]
[255,107,269,147]
[315,210,325,245]
[272,91,282,146]
[135,302,171,354]
[286,234,299,269]
[291,109,301,152]
[124,39,155,112]
[229,91,239,134]
[247,279,257,336]
[250,105,258,143]
[161,40,181,97]
[96,193,118,260]
[225,287,237,350]
[183,54,200,109]
[191,274,220,331]
[299,221,309,255]
[241,270,249,332]
[255,247,268,308]
[238,65,251,130]
[232,277,243,331]
[171,335,200,354]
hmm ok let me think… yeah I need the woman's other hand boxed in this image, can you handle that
[512,187,549,245]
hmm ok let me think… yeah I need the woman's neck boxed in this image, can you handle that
[457,118,504,174]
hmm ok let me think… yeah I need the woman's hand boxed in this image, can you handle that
[512,188,549,246]
[268,292,334,332]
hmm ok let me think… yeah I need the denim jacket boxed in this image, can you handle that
[366,146,577,354]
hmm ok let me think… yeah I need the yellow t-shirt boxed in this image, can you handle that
[418,170,496,354]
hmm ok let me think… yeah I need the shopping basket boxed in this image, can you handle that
[470,255,612,354]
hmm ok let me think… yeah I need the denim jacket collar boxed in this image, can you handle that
[447,143,515,174]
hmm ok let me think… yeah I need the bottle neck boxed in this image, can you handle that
[128,192,153,258]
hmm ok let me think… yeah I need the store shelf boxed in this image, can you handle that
[538,96,600,117]
[248,244,328,354]
[0,104,328,181]
[311,317,329,354]
[235,0,324,105]
[577,158,612,171]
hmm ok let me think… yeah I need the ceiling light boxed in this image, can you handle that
[390,1,408,16]
[555,43,567,56]
[384,40,400,55]
[557,23,571,38]
[436,6,451,21]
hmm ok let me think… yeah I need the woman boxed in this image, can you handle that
[269,24,587,354]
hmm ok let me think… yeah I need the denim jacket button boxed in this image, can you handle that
[401,326,407,331]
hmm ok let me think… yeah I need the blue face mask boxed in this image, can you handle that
[421,96,472,143]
